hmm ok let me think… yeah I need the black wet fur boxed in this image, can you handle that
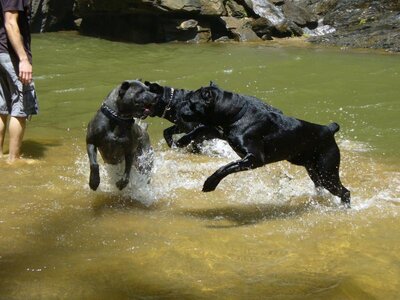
[179,82,350,207]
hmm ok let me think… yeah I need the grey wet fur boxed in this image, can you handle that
[86,80,158,191]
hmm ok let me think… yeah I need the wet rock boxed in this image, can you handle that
[311,0,339,16]
[275,19,304,37]
[164,18,212,42]
[282,0,318,28]
[214,36,232,42]
[177,19,199,30]
[80,13,213,43]
[308,0,400,52]
[238,0,305,37]
[303,21,335,37]
[322,0,400,28]
[270,0,284,4]
[225,0,248,18]
[249,17,274,40]
[221,17,261,41]
[38,0,399,51]
[245,0,286,26]
[289,0,339,17]
[78,0,225,15]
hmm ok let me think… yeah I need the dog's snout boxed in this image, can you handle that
[149,93,161,107]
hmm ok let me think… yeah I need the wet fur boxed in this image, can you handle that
[86,80,156,191]
[179,82,350,207]
[144,81,223,149]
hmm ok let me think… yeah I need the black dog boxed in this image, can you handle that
[86,80,158,191]
[178,83,351,207]
[144,81,223,149]
[144,81,282,149]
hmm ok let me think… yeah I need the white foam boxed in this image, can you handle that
[54,88,85,94]
[338,139,372,152]
[197,139,238,159]
[74,139,400,214]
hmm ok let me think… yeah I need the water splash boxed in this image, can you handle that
[74,138,400,214]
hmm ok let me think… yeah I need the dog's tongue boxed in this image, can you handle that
[141,108,151,119]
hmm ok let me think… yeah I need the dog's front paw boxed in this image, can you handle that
[202,176,219,192]
[176,135,192,148]
[89,165,100,191]
[116,178,129,190]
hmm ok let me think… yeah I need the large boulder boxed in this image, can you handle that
[30,0,400,51]
[285,0,339,17]
[77,0,225,15]
[76,0,228,42]
[282,0,318,28]
[308,0,400,52]
[30,0,76,32]
[221,17,261,41]
[225,0,248,18]
[242,0,286,26]
[236,0,306,37]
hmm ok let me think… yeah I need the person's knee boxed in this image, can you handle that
[9,116,26,135]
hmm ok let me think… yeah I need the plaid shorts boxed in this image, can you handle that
[0,52,38,117]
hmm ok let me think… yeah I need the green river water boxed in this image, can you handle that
[0,32,399,299]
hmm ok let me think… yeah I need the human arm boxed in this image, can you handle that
[4,10,32,85]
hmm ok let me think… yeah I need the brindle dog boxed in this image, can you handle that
[86,80,158,191]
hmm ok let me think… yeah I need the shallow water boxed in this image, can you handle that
[0,32,399,299]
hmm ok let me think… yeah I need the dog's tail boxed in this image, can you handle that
[327,122,340,134]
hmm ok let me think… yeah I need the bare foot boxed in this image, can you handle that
[6,156,38,165]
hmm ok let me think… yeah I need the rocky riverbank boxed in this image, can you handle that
[30,0,399,52]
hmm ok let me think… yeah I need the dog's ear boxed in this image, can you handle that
[119,81,131,98]
[209,81,218,88]
[145,82,164,94]
[201,87,215,104]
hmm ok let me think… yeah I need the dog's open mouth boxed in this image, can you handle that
[141,103,154,119]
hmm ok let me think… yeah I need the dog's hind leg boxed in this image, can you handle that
[87,143,100,191]
[116,153,133,190]
[319,171,351,208]
[305,164,323,189]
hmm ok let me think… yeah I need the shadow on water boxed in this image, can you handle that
[0,199,376,299]
[182,197,340,228]
[0,204,193,299]
[90,193,158,215]
[21,139,61,159]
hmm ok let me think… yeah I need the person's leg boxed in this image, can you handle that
[8,116,26,162]
[0,114,7,157]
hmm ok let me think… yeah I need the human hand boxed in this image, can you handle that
[19,58,32,85]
